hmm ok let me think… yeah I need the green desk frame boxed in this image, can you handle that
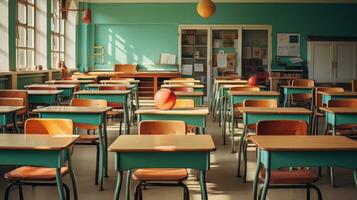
[322,94,357,105]
[28,92,62,106]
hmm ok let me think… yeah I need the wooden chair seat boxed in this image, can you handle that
[5,166,68,181]
[107,109,124,116]
[78,135,99,142]
[259,169,319,184]
[336,130,357,136]
[108,102,123,109]
[132,169,188,181]
[74,123,98,130]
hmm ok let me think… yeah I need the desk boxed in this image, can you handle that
[163,79,201,84]
[27,90,63,105]
[226,91,280,148]
[0,134,79,200]
[161,84,205,93]
[0,106,24,133]
[135,107,209,134]
[46,80,95,90]
[74,90,131,135]
[33,106,111,190]
[237,107,312,177]
[174,91,204,106]
[281,86,314,107]
[250,135,357,200]
[319,92,357,105]
[25,84,77,99]
[108,135,216,200]
[268,77,299,91]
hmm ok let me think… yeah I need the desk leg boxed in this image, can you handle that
[124,104,130,135]
[354,170,357,188]
[283,93,288,107]
[237,125,247,175]
[252,150,261,200]
[222,97,227,145]
[98,125,105,191]
[260,153,271,200]
[230,105,235,151]
[55,168,66,200]
[199,171,208,200]
[330,124,336,187]
[103,116,109,178]
[12,113,19,134]
[67,149,78,200]
[125,170,132,200]
[114,171,123,200]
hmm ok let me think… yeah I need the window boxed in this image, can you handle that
[51,0,65,68]
[16,0,36,69]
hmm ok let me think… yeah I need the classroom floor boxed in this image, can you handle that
[0,114,356,200]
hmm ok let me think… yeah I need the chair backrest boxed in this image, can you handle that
[314,87,344,108]
[70,98,107,107]
[0,90,28,116]
[24,118,73,136]
[138,120,186,135]
[114,64,137,73]
[256,120,308,136]
[243,99,278,108]
[99,85,127,91]
[215,76,241,80]
[229,86,260,92]
[171,78,195,81]
[0,98,24,107]
[327,99,357,108]
[170,87,194,92]
[173,99,195,109]
[110,78,135,81]
[291,79,315,101]
[63,77,78,81]
[28,86,57,90]
[352,80,357,92]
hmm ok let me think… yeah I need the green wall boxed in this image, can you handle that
[77,3,357,71]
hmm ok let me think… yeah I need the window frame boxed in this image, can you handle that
[51,0,66,68]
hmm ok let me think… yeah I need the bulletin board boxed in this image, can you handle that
[277,33,301,56]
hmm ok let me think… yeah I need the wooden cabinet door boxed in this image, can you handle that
[334,42,356,83]
[309,41,334,83]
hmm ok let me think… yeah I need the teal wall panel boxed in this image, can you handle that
[77,3,357,72]
[17,75,46,89]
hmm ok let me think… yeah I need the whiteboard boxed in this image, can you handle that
[277,33,300,56]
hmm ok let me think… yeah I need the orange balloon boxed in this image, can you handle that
[154,89,176,110]
[197,0,216,19]
[248,76,258,86]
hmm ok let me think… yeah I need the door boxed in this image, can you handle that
[334,42,356,83]
[309,42,334,83]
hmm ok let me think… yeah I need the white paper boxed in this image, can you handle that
[277,33,300,56]
[217,50,227,68]
[182,64,193,75]
[194,64,204,72]
[160,53,176,64]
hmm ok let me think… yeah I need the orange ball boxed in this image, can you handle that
[248,76,258,86]
[197,0,216,19]
[154,89,176,110]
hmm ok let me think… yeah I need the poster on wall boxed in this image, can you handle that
[277,33,301,56]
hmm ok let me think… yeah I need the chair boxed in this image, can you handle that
[0,90,29,129]
[290,79,315,107]
[132,120,189,200]
[170,86,194,92]
[70,98,105,184]
[240,99,278,182]
[230,87,260,118]
[4,118,74,200]
[312,87,344,135]
[255,120,322,200]
[0,98,24,133]
[98,86,126,135]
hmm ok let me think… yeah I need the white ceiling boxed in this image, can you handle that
[77,0,357,3]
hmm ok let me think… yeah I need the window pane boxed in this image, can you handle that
[28,5,34,26]
[18,3,27,24]
[28,0,35,4]
[17,49,26,68]
[52,52,59,67]
[28,28,34,48]
[60,19,65,34]
[18,26,26,47]
[54,35,59,51]
[60,53,65,61]
[27,50,34,67]
[60,36,64,51]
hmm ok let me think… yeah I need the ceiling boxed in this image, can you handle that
[77,0,357,3]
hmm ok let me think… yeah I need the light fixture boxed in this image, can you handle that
[82,9,92,24]
[59,0,92,24]
[197,0,216,19]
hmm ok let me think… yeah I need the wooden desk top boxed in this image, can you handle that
[161,84,205,88]
[228,91,280,96]
[135,107,209,115]
[27,90,63,95]
[268,77,300,80]
[100,80,140,84]
[164,80,201,83]
[222,84,266,89]
[108,135,216,152]
[0,106,24,113]
[85,84,135,89]
[238,107,313,115]
[320,107,357,114]
[318,91,357,96]
[0,134,79,150]
[74,90,131,95]
[25,84,77,89]
[174,92,204,96]
[46,80,95,84]
[250,135,357,151]
[280,85,315,89]
[33,106,112,114]
[215,80,248,84]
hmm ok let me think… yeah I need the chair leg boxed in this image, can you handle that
[181,182,190,200]
[95,143,99,185]
[306,185,310,200]
[18,184,24,200]
[4,181,16,200]
[63,183,71,200]
[243,140,248,183]
[310,184,323,200]
[119,116,123,136]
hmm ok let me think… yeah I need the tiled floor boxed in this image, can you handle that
[0,115,356,200]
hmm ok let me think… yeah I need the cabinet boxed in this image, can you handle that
[308,41,357,84]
